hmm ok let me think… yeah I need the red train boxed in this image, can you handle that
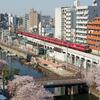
[16,31,92,53]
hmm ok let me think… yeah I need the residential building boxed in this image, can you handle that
[41,16,54,28]
[28,9,40,32]
[76,6,98,44]
[39,16,55,36]
[55,0,100,43]
[55,7,76,41]
[75,0,100,44]
[0,13,8,29]
[23,14,29,31]
[41,16,51,28]
[87,17,100,55]
[55,0,80,41]
[8,14,17,31]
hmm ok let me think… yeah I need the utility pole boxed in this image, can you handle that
[1,29,4,41]
[66,46,68,69]
[44,32,46,59]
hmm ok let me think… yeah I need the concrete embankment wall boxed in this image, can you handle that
[0,43,27,58]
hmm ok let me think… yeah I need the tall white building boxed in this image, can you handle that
[55,8,62,40]
[55,7,76,41]
[8,14,17,31]
[75,0,100,44]
[8,14,16,27]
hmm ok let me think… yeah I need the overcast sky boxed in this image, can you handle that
[0,0,92,16]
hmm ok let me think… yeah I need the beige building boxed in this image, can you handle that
[29,9,39,32]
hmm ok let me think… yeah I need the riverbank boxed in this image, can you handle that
[0,41,80,78]
[0,41,34,58]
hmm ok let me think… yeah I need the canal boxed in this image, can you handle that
[0,50,98,100]
[0,51,44,78]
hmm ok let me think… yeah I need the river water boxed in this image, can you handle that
[0,51,98,100]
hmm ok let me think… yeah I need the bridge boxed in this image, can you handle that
[35,77,85,88]
[35,77,87,96]
[17,31,100,69]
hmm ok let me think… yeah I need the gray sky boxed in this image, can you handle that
[0,0,92,16]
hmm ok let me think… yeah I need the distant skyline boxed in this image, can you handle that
[0,0,92,16]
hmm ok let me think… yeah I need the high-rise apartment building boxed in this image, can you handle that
[55,0,80,41]
[55,7,76,41]
[55,0,100,44]
[75,6,99,44]
[87,17,100,55]
[8,14,17,31]
[75,0,100,44]
[28,9,39,32]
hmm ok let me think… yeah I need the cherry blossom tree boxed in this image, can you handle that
[7,75,35,96]
[82,64,100,92]
[7,75,53,100]
[11,83,53,100]
[0,59,7,70]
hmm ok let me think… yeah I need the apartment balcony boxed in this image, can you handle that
[76,11,88,15]
[76,30,87,34]
[66,38,71,41]
[65,18,71,21]
[87,40,96,44]
[76,34,87,39]
[76,21,88,24]
[77,16,88,20]
[76,25,87,29]
[76,39,86,44]
[65,33,71,36]
[66,14,71,16]
[87,36,100,41]
[76,12,84,15]
[87,26,100,30]
[88,21,100,25]
[63,29,70,32]
[65,26,71,28]
[92,31,100,35]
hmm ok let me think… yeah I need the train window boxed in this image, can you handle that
[84,45,89,49]
[54,47,62,52]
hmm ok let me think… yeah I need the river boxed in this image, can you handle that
[0,50,98,100]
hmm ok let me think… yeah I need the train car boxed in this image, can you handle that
[16,31,92,53]
[82,45,92,53]
[70,43,92,53]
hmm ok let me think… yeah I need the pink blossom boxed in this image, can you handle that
[8,75,53,100]
[83,64,100,92]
